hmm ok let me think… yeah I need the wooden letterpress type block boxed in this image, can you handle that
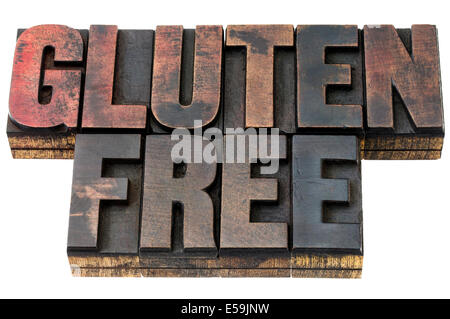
[114,29,154,130]
[363,25,444,159]
[67,134,143,276]
[149,26,223,132]
[7,117,75,159]
[82,25,150,129]
[220,134,288,248]
[139,135,219,260]
[7,25,87,159]
[224,25,295,132]
[296,25,363,133]
[216,134,290,277]
[291,135,363,278]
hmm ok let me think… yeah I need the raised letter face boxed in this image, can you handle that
[9,25,83,129]
[220,135,288,249]
[292,135,362,252]
[226,25,294,128]
[82,25,147,129]
[297,25,363,130]
[140,135,217,254]
[68,134,142,251]
[151,25,223,130]
[364,25,443,130]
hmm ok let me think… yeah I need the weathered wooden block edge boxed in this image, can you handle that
[9,134,443,160]
[70,268,362,278]
[68,254,363,278]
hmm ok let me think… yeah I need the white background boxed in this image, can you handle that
[0,0,449,298]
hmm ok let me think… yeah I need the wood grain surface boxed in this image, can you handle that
[225,25,294,129]
[8,26,85,158]
[296,25,363,131]
[140,135,217,255]
[67,134,142,255]
[220,135,288,250]
[292,135,362,252]
[82,25,147,129]
[150,26,222,131]
[363,25,444,159]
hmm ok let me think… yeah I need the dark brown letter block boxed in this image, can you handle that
[363,25,444,159]
[296,25,363,132]
[220,135,288,250]
[150,26,223,132]
[67,134,142,275]
[217,134,290,276]
[8,25,85,159]
[224,25,295,131]
[291,135,363,278]
[82,25,148,129]
[140,135,217,256]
